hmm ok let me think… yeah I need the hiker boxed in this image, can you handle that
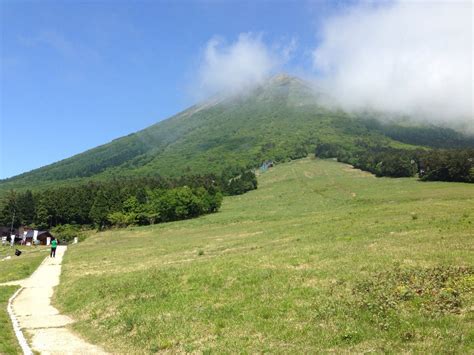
[50,238,58,258]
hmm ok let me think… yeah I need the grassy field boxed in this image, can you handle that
[0,247,47,355]
[0,246,48,283]
[55,157,473,353]
[0,286,21,354]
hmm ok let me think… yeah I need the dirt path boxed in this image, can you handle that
[10,245,108,354]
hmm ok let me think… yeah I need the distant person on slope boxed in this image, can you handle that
[50,238,58,258]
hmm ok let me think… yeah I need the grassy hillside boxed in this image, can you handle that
[55,158,473,353]
[0,75,375,189]
[5,74,471,195]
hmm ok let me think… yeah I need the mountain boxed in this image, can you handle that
[1,74,473,192]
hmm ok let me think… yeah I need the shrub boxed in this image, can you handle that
[51,224,82,242]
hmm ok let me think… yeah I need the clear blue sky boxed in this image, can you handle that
[1,0,358,179]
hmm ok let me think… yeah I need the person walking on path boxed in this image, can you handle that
[50,238,58,258]
[10,245,109,354]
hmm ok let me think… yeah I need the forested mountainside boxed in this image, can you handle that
[1,74,473,193]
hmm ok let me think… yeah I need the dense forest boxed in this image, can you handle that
[359,118,474,149]
[315,143,474,183]
[0,167,257,236]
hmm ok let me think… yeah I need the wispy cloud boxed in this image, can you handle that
[312,0,473,128]
[18,30,101,63]
[194,33,294,98]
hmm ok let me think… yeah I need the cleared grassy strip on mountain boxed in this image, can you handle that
[55,158,473,353]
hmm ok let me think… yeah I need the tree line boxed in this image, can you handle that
[359,118,474,149]
[315,143,474,183]
[0,167,257,231]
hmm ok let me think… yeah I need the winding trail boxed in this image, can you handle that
[9,245,108,354]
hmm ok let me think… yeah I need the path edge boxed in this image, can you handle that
[7,287,33,355]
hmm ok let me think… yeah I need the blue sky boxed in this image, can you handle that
[1,0,471,178]
[1,0,352,178]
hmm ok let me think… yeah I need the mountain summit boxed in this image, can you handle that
[2,74,472,191]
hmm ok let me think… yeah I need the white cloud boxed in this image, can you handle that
[312,1,473,128]
[279,36,298,63]
[196,33,284,97]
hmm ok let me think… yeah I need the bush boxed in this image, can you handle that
[419,150,474,183]
[225,170,258,195]
[107,212,138,227]
[50,224,82,242]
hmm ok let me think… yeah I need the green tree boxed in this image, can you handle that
[16,190,36,225]
[89,189,111,229]
[51,224,81,242]
[0,191,20,228]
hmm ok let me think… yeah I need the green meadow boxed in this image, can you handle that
[55,158,473,353]
[0,286,21,354]
[0,246,48,283]
[0,247,48,354]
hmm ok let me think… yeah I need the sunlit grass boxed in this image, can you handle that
[0,286,21,354]
[0,246,48,283]
[55,157,473,353]
[0,246,48,353]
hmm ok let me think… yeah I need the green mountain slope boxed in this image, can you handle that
[1,74,472,192]
[55,158,474,353]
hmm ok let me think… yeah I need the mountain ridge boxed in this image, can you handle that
[2,74,473,192]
